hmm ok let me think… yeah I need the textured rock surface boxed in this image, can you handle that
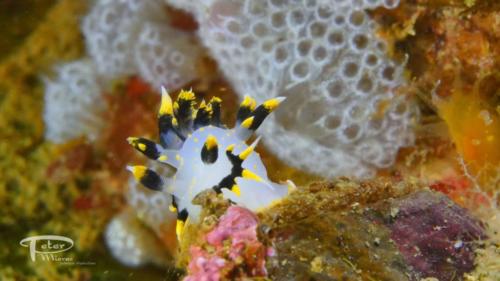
[370,190,487,281]
[262,181,486,281]
[165,0,417,178]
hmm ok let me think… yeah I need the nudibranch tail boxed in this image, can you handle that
[126,88,292,241]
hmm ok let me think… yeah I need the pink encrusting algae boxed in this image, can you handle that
[184,206,268,281]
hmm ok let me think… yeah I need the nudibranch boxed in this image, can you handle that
[126,87,293,239]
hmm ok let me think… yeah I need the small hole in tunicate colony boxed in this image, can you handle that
[241,36,255,48]
[252,22,268,37]
[271,12,286,29]
[349,11,365,26]
[313,46,328,62]
[104,11,115,25]
[288,10,305,27]
[270,0,286,7]
[343,62,359,77]
[349,105,365,120]
[170,52,184,66]
[309,22,327,37]
[305,0,317,7]
[317,6,333,19]
[297,40,312,56]
[394,102,407,115]
[344,124,360,140]
[325,115,342,130]
[261,40,274,53]
[382,66,395,81]
[154,45,163,57]
[274,46,288,63]
[357,75,373,93]
[327,80,345,99]
[376,41,387,52]
[155,65,164,74]
[384,0,398,8]
[334,15,345,25]
[292,61,310,79]
[227,20,241,34]
[353,34,368,50]
[366,54,378,66]
[328,31,344,46]
[368,118,384,131]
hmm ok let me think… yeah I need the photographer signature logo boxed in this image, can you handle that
[20,235,74,262]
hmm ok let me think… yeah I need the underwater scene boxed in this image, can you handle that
[0,0,499,280]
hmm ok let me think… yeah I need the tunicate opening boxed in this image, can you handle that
[312,46,328,62]
[270,0,287,8]
[349,105,366,120]
[328,31,344,46]
[252,22,269,37]
[384,0,399,9]
[343,62,359,78]
[334,15,345,25]
[226,20,241,34]
[304,0,317,8]
[274,46,289,63]
[357,75,373,93]
[271,12,286,29]
[245,1,265,15]
[382,66,395,81]
[325,115,342,130]
[317,6,333,19]
[155,65,165,74]
[297,40,312,56]
[353,34,368,50]
[368,118,385,132]
[309,22,327,37]
[326,80,345,100]
[116,42,125,52]
[394,101,407,116]
[343,124,361,140]
[291,61,310,79]
[170,51,184,66]
[288,10,306,27]
[261,40,274,53]
[349,11,365,26]
[154,45,163,57]
[365,54,378,66]
[376,41,387,52]
[241,36,255,49]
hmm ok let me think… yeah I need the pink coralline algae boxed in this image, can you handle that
[184,206,268,281]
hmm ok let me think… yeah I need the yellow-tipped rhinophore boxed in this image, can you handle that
[159,86,174,116]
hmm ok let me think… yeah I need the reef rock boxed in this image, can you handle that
[262,181,486,280]
[164,0,417,178]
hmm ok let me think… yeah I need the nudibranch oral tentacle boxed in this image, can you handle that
[126,87,292,240]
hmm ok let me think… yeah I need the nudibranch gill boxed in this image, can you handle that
[126,87,294,239]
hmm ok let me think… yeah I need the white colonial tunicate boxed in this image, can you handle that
[82,0,203,89]
[43,59,105,143]
[164,0,417,178]
[105,210,170,267]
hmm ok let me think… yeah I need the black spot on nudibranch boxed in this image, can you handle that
[201,135,218,164]
[140,169,163,191]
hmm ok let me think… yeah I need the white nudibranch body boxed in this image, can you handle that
[127,87,292,239]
